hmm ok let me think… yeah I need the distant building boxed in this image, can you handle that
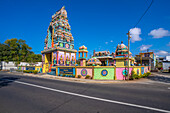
[0,61,17,70]
[135,52,156,70]
[162,56,170,71]
[0,61,42,70]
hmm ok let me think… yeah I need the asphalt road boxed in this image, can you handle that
[0,72,170,113]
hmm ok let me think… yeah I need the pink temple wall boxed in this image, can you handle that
[76,68,93,79]
[116,67,133,80]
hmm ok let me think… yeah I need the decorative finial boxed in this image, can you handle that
[121,41,123,44]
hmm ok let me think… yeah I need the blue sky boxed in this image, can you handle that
[0,0,170,57]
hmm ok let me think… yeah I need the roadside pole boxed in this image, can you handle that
[127,31,131,80]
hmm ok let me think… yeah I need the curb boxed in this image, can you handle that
[6,72,148,84]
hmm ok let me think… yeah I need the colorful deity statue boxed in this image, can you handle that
[60,55,63,64]
[53,56,56,65]
[66,56,70,66]
[71,56,75,65]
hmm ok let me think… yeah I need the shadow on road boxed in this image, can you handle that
[147,76,170,83]
[0,77,20,88]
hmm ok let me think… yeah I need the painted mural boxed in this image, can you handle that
[116,67,133,80]
[76,67,93,79]
[141,67,144,74]
[53,52,57,65]
[57,67,75,77]
[58,51,64,65]
[66,53,70,66]
[71,53,76,65]
[134,67,141,75]
[93,67,114,80]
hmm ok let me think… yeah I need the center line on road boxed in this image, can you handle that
[12,80,170,113]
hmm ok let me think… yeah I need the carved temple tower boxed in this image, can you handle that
[41,6,77,73]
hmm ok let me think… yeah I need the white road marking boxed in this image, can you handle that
[168,87,170,90]
[147,81,170,85]
[136,82,151,84]
[12,80,170,113]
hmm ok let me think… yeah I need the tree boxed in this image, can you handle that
[0,43,11,63]
[1,38,42,65]
[4,38,33,65]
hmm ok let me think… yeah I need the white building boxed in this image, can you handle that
[162,56,170,71]
[0,61,42,70]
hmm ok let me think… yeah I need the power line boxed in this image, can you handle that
[132,0,154,29]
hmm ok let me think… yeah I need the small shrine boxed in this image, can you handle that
[41,6,77,73]
[114,41,134,67]
[87,57,102,66]
[78,45,88,66]
[93,50,115,66]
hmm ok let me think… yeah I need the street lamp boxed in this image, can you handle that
[126,31,131,80]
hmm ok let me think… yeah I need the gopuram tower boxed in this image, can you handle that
[41,6,77,73]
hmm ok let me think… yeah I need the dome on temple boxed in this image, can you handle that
[78,45,88,53]
[115,41,132,57]
[87,57,102,66]
[79,45,87,50]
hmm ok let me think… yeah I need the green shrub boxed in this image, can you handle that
[33,70,38,74]
[85,75,91,79]
[23,70,38,74]
[62,74,66,77]
[130,71,135,80]
[16,70,22,72]
[145,72,151,77]
[132,74,139,79]
[78,75,81,78]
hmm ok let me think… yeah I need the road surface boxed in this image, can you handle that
[0,72,170,113]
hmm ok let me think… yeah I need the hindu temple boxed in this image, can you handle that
[41,6,77,73]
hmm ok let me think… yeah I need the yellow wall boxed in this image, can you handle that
[35,66,42,72]
[133,67,141,75]
[116,59,124,67]
[116,59,131,67]
[44,53,51,73]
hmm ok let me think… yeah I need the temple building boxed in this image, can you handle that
[135,52,156,70]
[113,41,134,67]
[41,6,77,73]
[92,51,115,66]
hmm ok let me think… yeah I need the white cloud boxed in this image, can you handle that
[167,42,170,46]
[110,40,113,43]
[140,45,152,51]
[155,50,169,56]
[130,28,142,43]
[105,42,108,44]
[148,28,170,38]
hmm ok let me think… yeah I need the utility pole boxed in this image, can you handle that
[127,31,131,80]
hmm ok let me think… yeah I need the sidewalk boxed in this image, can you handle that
[151,72,170,78]
[6,72,148,84]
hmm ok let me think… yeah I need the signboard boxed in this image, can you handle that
[59,67,73,75]
[26,67,35,70]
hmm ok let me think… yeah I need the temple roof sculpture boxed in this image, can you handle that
[115,41,132,57]
[78,45,88,52]
[87,57,102,66]
[42,6,77,54]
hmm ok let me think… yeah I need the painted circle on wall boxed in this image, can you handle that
[81,69,87,76]
[65,44,69,48]
[122,69,128,76]
[60,43,63,47]
[101,69,108,76]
